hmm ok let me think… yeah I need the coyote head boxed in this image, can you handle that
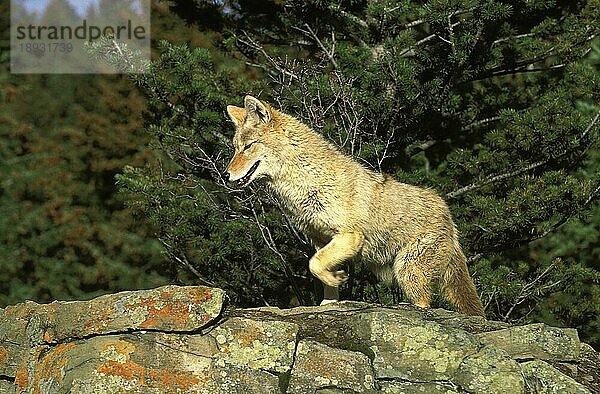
[225,95,286,187]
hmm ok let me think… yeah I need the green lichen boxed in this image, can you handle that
[212,318,297,374]
[521,360,591,394]
[454,346,525,393]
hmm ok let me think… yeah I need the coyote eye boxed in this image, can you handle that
[243,141,256,151]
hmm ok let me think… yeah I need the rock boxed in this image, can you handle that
[454,346,525,393]
[361,311,481,381]
[521,360,592,394]
[211,317,298,374]
[0,380,16,394]
[204,364,281,393]
[423,308,510,333]
[16,333,214,393]
[16,332,282,394]
[575,343,600,388]
[0,302,48,377]
[0,285,224,380]
[41,285,225,341]
[1,286,598,393]
[477,323,580,362]
[379,381,460,393]
[287,340,376,393]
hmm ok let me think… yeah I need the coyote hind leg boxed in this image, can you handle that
[393,238,446,309]
[399,266,433,309]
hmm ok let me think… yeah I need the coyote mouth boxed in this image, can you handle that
[238,160,261,187]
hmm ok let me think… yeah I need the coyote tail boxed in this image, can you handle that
[442,238,485,317]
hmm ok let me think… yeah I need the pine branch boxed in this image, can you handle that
[461,109,530,132]
[520,183,600,244]
[405,139,438,156]
[502,260,560,321]
[461,116,502,132]
[235,31,300,81]
[399,33,438,57]
[399,21,463,58]
[331,6,368,29]
[474,34,597,81]
[85,37,149,73]
[158,238,216,287]
[143,75,230,146]
[447,13,457,59]
[492,33,536,46]
[402,19,426,29]
[447,108,600,199]
[466,176,599,261]
[488,63,566,78]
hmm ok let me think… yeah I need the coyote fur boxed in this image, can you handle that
[225,95,485,316]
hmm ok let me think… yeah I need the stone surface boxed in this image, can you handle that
[42,285,225,340]
[211,317,298,374]
[0,285,224,379]
[1,286,598,393]
[0,302,42,377]
[521,360,592,394]
[287,340,375,393]
[477,323,580,361]
[454,346,525,393]
[16,333,211,393]
[0,380,16,394]
[15,332,283,394]
[575,343,600,389]
[361,311,481,381]
[379,381,460,393]
[422,308,510,333]
[202,364,281,393]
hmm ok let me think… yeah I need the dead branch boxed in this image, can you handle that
[251,202,306,305]
[502,260,560,321]
[158,238,216,287]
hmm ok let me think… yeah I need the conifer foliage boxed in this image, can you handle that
[113,1,598,345]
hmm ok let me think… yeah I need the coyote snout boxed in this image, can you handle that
[225,95,485,316]
[226,154,261,186]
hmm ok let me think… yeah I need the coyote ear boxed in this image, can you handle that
[244,95,271,124]
[226,105,245,127]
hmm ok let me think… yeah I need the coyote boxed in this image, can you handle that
[225,96,485,316]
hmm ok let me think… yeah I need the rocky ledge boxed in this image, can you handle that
[0,285,597,393]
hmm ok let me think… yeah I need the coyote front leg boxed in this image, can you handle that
[309,232,364,291]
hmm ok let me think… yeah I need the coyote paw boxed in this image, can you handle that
[309,257,348,287]
[322,270,348,287]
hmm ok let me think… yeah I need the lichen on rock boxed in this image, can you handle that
[211,317,298,374]
[521,360,591,394]
[454,345,525,393]
[362,311,481,381]
[477,323,581,361]
[287,340,376,393]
